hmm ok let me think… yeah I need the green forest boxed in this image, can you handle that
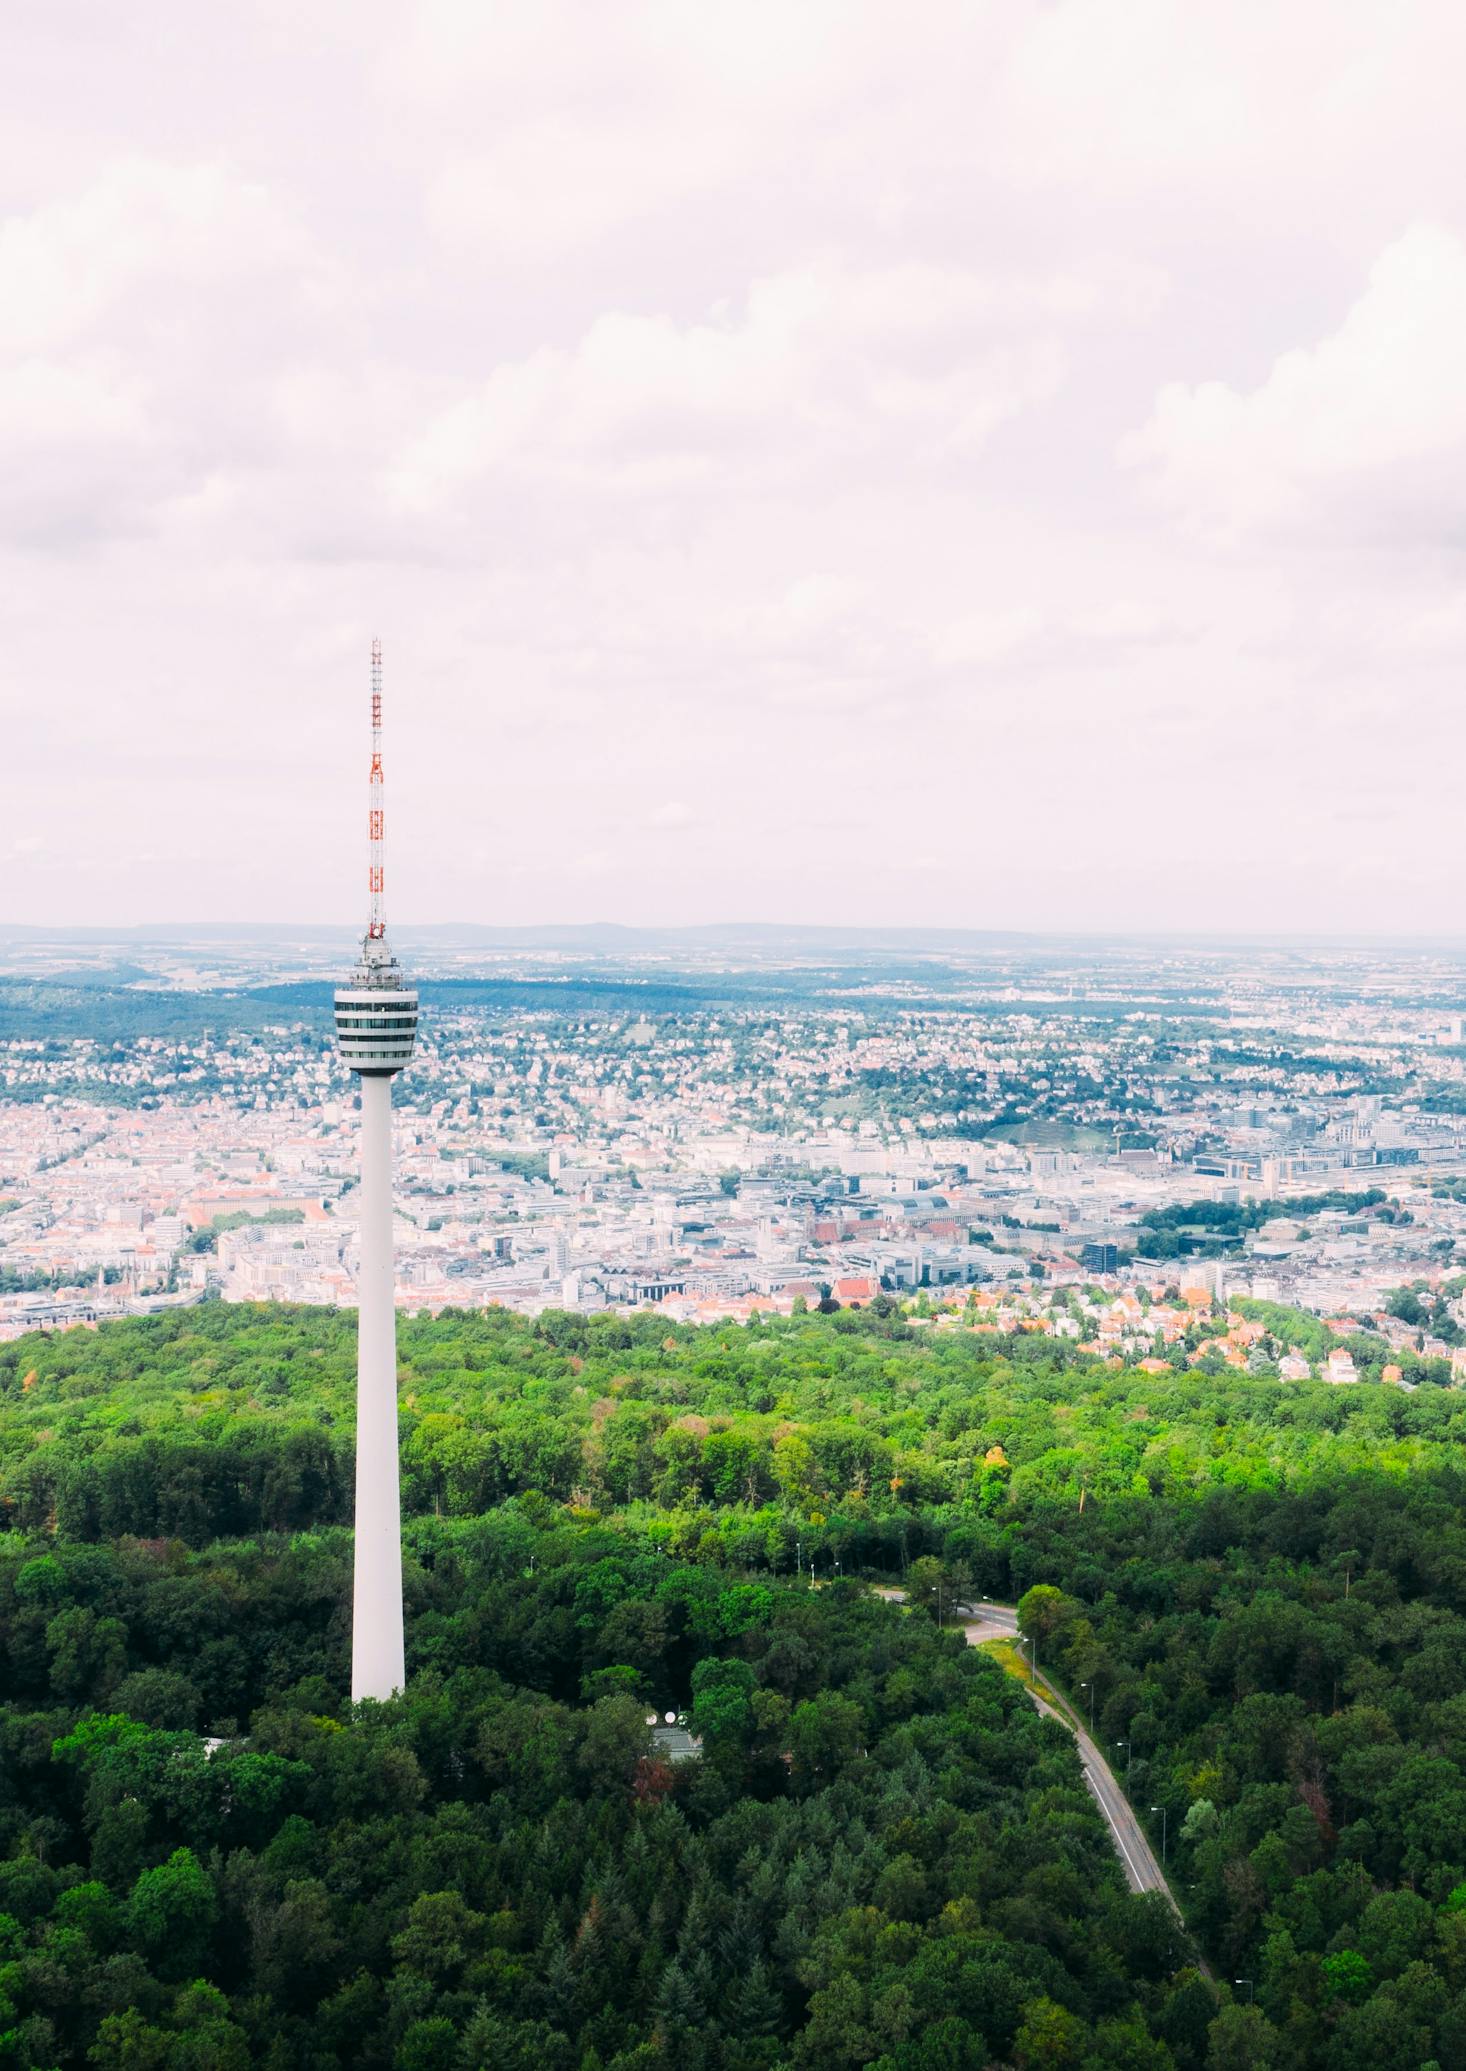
[5,1305,1466,2067]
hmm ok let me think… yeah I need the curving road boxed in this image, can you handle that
[952,1600,1176,1906]
[878,1590,1179,1909]
[938,1597,1212,1981]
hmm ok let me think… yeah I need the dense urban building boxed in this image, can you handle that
[4,932,1466,1379]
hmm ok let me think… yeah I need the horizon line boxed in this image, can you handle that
[8,919,1466,950]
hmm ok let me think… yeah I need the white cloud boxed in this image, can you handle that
[0,160,310,356]
[990,0,1466,230]
[387,259,1084,515]
[4,3,1466,931]
[1067,600,1195,647]
[428,120,745,261]
[930,609,1042,670]
[0,160,339,546]
[1404,593,1466,655]
[388,0,941,258]
[1123,226,1466,537]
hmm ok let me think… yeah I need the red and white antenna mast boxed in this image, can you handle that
[367,639,386,940]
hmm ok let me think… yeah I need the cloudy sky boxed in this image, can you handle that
[5,1,1465,934]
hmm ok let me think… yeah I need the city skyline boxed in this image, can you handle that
[5,3,1466,935]
[8,930,1466,1371]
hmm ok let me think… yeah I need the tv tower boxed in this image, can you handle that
[335,640,418,1701]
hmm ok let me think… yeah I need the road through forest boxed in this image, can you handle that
[955,1601,1178,1908]
[876,1590,1182,1912]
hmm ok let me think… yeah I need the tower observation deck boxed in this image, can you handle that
[336,640,414,1703]
[334,938,419,1074]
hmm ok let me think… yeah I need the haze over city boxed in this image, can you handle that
[6,1,1466,934]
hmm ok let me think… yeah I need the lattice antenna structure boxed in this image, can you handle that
[368,638,386,940]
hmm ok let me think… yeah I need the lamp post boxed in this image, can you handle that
[1079,1680,1096,1733]
[1115,1739,1132,1787]
[1150,1804,1168,1864]
[1235,1979,1254,2005]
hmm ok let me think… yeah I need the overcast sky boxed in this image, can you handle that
[5,2,1464,935]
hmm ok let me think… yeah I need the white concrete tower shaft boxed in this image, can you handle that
[334,642,418,1703]
[352,1071,404,1699]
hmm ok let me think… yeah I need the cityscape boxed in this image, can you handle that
[6,927,1466,1379]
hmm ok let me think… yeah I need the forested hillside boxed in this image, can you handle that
[5,1307,1466,2065]
[4,1303,1463,1547]
[1,1522,1199,2068]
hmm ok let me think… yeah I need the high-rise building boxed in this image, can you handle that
[334,642,418,1702]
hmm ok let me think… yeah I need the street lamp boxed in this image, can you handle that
[1079,1680,1096,1733]
[1115,1739,1132,1786]
[1235,1979,1254,2004]
[1150,1804,1168,1864]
